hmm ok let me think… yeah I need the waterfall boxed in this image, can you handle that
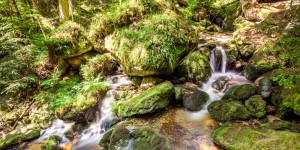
[187,46,249,120]
[210,46,227,73]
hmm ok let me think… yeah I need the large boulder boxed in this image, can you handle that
[244,51,279,81]
[182,87,209,111]
[175,51,211,83]
[56,83,108,122]
[208,100,251,122]
[0,124,40,149]
[271,87,300,118]
[244,95,266,118]
[112,81,175,117]
[99,121,171,150]
[105,11,197,76]
[212,124,300,150]
[261,120,300,133]
[225,84,256,102]
[49,21,93,59]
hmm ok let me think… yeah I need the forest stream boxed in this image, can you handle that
[1,0,300,150]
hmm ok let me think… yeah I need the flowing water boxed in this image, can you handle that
[35,45,250,149]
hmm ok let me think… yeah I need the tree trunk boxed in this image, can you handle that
[59,0,70,21]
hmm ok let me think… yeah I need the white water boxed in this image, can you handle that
[188,46,250,120]
[34,119,74,147]
[71,75,132,149]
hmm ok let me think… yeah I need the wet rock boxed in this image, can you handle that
[41,136,62,150]
[271,87,300,118]
[211,76,230,91]
[208,100,251,122]
[244,95,266,118]
[100,121,170,150]
[255,76,272,99]
[261,120,300,133]
[182,87,209,111]
[0,124,40,149]
[140,76,164,89]
[175,51,211,83]
[100,117,122,131]
[112,81,175,117]
[225,84,256,102]
[225,43,239,70]
[212,124,300,149]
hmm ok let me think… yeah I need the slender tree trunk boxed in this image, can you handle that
[68,0,75,21]
[59,0,70,21]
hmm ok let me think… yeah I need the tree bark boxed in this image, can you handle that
[59,0,70,21]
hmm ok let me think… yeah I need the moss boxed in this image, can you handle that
[208,100,251,122]
[212,124,300,150]
[80,53,116,81]
[41,136,62,150]
[49,21,92,58]
[67,51,97,69]
[103,121,171,150]
[0,124,40,149]
[131,76,143,88]
[182,87,209,111]
[174,85,183,102]
[271,87,298,118]
[112,81,175,117]
[105,11,198,76]
[261,120,300,132]
[244,95,266,118]
[140,76,164,89]
[88,0,160,52]
[176,51,211,83]
[226,84,256,102]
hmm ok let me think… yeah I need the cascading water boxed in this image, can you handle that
[35,74,132,149]
[188,46,250,120]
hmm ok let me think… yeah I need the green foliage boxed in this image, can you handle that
[35,74,106,111]
[178,0,216,20]
[49,21,92,58]
[88,0,160,51]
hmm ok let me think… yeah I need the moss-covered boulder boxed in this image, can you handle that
[105,11,197,76]
[0,124,40,149]
[212,124,300,150]
[89,0,160,52]
[244,51,279,81]
[49,21,93,59]
[225,42,239,70]
[112,81,175,117]
[225,84,256,102]
[261,120,300,133]
[41,136,62,150]
[99,121,170,150]
[208,100,251,122]
[56,83,107,122]
[80,53,117,81]
[182,87,209,111]
[244,95,266,118]
[271,87,300,118]
[175,51,211,83]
